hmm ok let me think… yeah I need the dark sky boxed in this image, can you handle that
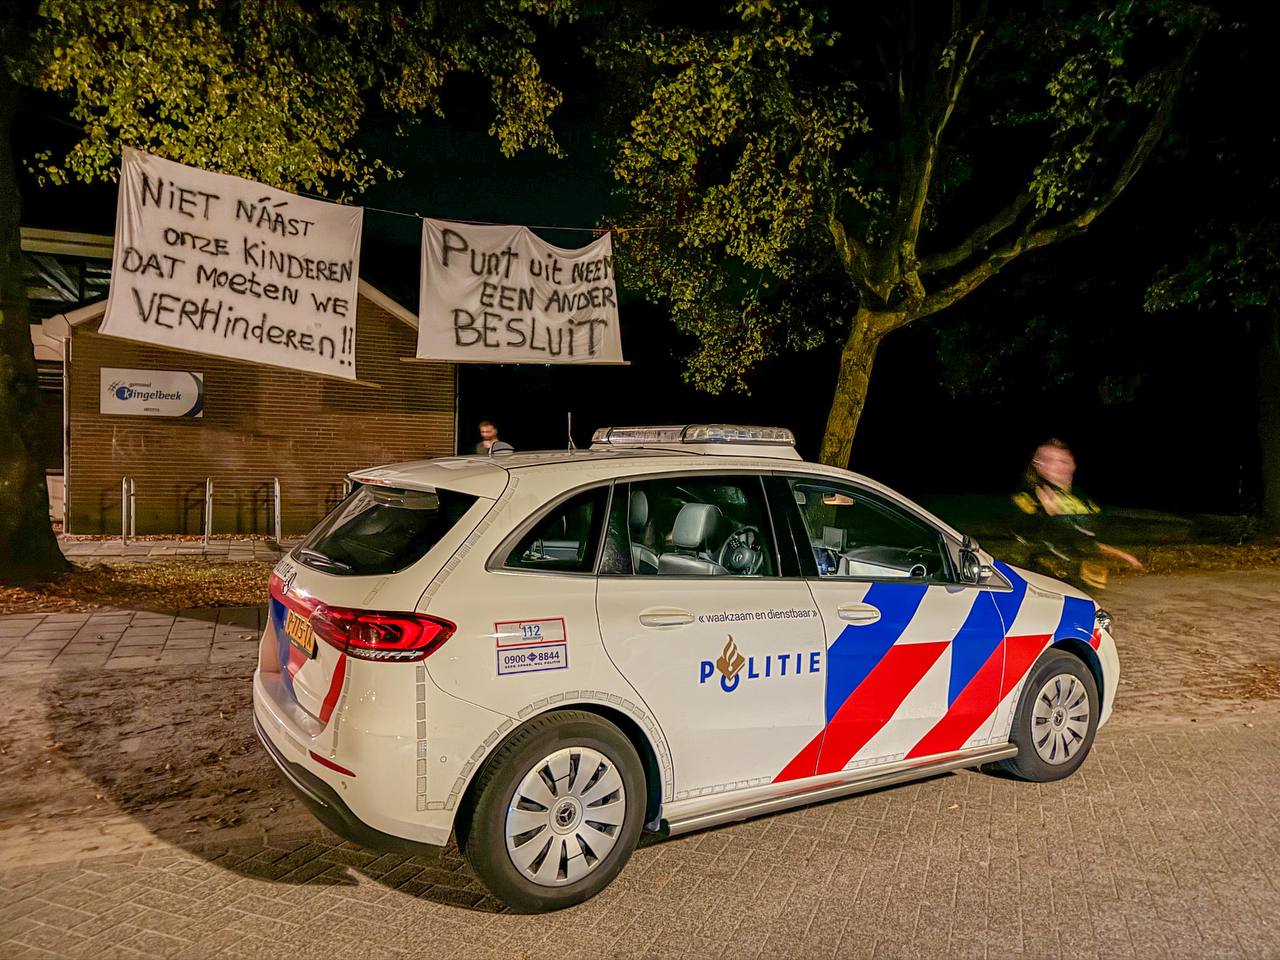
[16,5,1269,516]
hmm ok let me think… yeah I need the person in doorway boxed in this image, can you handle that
[1012,438,1142,590]
[475,420,500,454]
[474,420,514,456]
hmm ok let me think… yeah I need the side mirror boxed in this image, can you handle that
[959,536,987,584]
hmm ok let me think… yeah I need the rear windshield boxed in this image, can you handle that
[296,485,479,576]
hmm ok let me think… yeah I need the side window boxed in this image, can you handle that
[505,486,608,573]
[620,475,777,577]
[787,478,951,582]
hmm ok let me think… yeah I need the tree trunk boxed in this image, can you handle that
[0,69,68,584]
[1255,307,1280,533]
[818,309,897,468]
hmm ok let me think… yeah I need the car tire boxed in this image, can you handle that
[458,710,646,913]
[996,651,1099,782]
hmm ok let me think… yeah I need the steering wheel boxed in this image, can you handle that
[904,545,935,579]
[719,526,764,575]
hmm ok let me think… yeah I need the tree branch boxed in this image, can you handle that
[911,35,1200,323]
[893,11,986,274]
[827,209,875,292]
[918,191,1033,274]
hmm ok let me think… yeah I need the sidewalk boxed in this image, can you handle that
[59,536,291,563]
[0,608,264,676]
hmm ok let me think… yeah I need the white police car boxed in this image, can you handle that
[254,425,1118,912]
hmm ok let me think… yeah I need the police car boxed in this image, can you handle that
[254,425,1118,912]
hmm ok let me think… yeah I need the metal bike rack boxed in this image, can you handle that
[272,477,282,544]
[202,478,213,546]
[120,477,136,543]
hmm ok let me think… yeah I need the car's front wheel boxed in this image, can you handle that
[997,651,1098,782]
[458,710,646,913]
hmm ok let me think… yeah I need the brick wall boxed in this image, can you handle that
[67,295,455,535]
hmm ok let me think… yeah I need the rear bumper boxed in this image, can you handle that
[253,712,444,857]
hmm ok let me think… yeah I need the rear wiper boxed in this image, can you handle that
[297,547,352,572]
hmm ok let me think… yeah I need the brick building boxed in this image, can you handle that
[42,279,456,536]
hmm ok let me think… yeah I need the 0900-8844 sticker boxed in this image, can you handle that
[494,617,569,675]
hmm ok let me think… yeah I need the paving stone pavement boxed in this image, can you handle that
[1,713,1278,960]
[1,569,1279,958]
[0,608,264,675]
[58,538,290,564]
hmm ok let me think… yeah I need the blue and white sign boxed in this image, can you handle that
[100,367,204,418]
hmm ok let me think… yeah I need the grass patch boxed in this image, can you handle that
[0,560,273,615]
[982,540,1280,579]
[1131,543,1280,574]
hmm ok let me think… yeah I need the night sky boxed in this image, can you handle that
[16,3,1270,518]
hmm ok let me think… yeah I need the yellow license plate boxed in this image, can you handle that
[284,609,316,658]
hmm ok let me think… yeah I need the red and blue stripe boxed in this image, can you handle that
[775,562,1099,781]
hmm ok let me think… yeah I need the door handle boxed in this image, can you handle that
[837,602,882,625]
[638,609,695,628]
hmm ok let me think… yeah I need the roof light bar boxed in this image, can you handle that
[591,425,685,445]
[591,424,796,446]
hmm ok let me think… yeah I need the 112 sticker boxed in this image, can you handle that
[494,617,569,676]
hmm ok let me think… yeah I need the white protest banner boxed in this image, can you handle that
[102,148,363,379]
[417,219,623,364]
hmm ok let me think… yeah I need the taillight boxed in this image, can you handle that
[309,605,455,662]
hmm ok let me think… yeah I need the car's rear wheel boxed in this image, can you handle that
[458,710,646,913]
[997,651,1098,782]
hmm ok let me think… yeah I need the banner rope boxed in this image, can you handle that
[294,191,671,235]
[37,129,671,235]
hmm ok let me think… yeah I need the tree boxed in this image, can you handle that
[1146,222,1280,527]
[1142,3,1278,528]
[605,0,1208,467]
[0,0,571,583]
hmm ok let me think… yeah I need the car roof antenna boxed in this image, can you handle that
[567,411,577,452]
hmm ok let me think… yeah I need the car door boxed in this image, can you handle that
[596,472,826,799]
[426,484,612,709]
[769,475,1008,781]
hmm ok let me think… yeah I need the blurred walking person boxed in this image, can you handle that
[1012,438,1141,590]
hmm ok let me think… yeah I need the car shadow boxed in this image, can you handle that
[634,767,960,852]
[38,659,977,915]
[37,662,508,912]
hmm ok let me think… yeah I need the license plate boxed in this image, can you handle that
[284,609,316,658]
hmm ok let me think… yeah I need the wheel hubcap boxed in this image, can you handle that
[1032,673,1091,765]
[504,746,626,886]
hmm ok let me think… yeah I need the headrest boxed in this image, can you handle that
[629,490,649,531]
[672,502,721,549]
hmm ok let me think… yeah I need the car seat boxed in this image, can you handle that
[657,502,728,576]
[629,490,660,575]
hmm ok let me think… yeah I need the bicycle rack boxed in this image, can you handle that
[272,477,282,544]
[120,477,136,543]
[202,478,213,546]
